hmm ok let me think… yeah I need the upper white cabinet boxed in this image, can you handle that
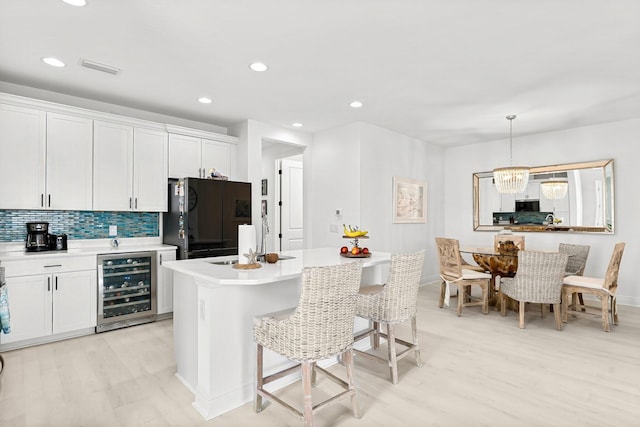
[47,113,94,210]
[0,105,93,210]
[515,182,539,201]
[0,104,46,209]
[133,128,168,211]
[168,133,234,179]
[93,121,168,212]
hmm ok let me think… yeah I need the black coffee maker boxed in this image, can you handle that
[26,222,51,252]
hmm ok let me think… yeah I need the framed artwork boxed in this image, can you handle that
[261,179,268,196]
[392,176,426,223]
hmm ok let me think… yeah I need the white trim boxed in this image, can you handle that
[165,124,238,144]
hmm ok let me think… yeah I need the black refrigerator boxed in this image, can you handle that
[163,178,252,259]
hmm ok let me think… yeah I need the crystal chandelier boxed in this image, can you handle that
[493,115,530,194]
[540,180,568,199]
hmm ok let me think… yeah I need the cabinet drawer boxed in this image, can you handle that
[2,255,96,278]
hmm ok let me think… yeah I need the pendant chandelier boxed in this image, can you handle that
[541,180,568,199]
[493,115,530,194]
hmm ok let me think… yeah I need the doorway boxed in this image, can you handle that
[260,139,304,253]
[277,157,303,250]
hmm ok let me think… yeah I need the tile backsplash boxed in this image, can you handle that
[0,210,159,243]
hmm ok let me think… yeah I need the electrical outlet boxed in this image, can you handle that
[329,224,338,233]
[109,225,117,236]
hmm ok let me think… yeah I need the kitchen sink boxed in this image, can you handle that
[208,255,296,265]
[208,259,238,265]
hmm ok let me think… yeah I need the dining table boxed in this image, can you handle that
[460,246,519,310]
[460,246,574,311]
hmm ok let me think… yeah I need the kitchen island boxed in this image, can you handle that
[162,247,391,420]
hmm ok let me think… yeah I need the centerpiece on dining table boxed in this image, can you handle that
[493,240,520,275]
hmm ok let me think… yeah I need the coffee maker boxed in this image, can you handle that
[26,222,51,252]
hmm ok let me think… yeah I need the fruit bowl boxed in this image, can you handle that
[340,252,371,258]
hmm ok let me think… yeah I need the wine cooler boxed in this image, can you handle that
[97,251,157,332]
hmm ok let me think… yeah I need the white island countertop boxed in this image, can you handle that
[162,247,392,286]
[164,247,392,420]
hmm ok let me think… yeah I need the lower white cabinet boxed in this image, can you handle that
[0,256,97,347]
[156,248,176,315]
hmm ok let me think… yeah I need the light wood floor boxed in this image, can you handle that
[1,284,639,427]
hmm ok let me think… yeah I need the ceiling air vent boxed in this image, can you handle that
[80,58,121,75]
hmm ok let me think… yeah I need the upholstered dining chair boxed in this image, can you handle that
[558,243,590,311]
[494,234,525,253]
[253,262,363,427]
[436,237,491,316]
[353,250,425,384]
[499,251,568,330]
[562,242,625,332]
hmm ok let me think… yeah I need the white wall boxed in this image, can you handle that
[443,118,640,306]
[310,122,445,283]
[228,120,311,241]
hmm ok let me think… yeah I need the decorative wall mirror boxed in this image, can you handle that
[473,159,614,233]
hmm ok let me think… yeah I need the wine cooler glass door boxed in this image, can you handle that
[97,252,157,332]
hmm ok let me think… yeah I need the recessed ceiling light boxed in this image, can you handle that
[198,97,212,104]
[249,62,268,72]
[42,57,66,67]
[349,101,363,108]
[292,123,303,127]
[61,0,87,6]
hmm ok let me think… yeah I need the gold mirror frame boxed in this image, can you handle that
[473,159,614,233]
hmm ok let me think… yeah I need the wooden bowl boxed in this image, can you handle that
[265,253,279,263]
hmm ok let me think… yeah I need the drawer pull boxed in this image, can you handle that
[44,264,63,268]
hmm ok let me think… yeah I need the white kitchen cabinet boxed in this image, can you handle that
[515,181,540,201]
[201,139,232,179]
[133,128,168,211]
[168,133,233,179]
[539,193,554,212]
[93,121,168,211]
[46,113,94,210]
[501,194,515,212]
[0,106,92,210]
[0,256,97,348]
[0,104,46,209]
[0,275,51,344]
[156,248,176,316]
[52,270,97,334]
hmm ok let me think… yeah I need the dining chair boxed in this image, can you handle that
[494,234,525,253]
[562,242,625,332]
[253,262,363,427]
[436,237,491,316]
[353,250,425,384]
[499,251,568,330]
[558,243,590,311]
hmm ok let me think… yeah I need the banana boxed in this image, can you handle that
[343,224,368,238]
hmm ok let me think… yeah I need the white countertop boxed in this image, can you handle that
[162,247,392,286]
[0,243,177,262]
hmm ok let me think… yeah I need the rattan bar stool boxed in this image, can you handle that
[253,262,363,427]
[353,250,425,384]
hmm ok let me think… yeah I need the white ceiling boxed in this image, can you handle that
[1,0,639,146]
